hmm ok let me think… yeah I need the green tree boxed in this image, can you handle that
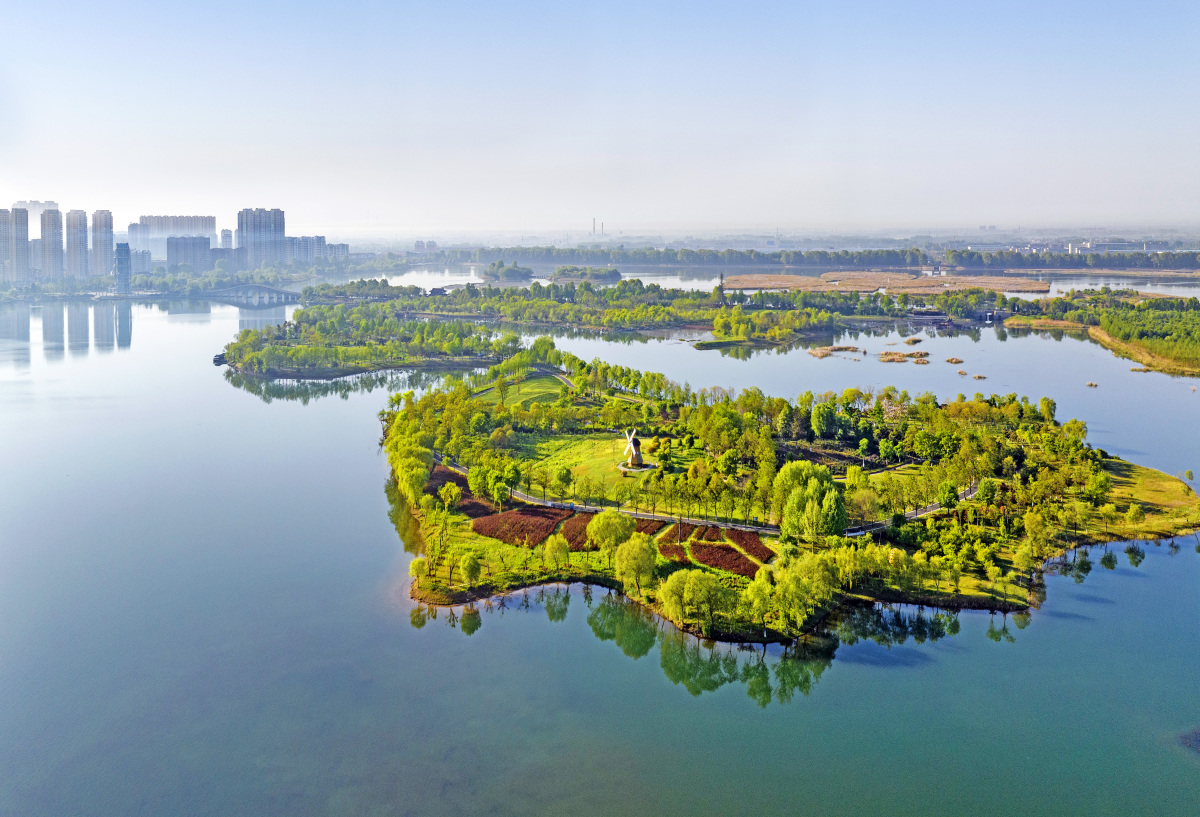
[614,532,657,595]
[438,482,462,513]
[1099,503,1118,536]
[936,480,959,510]
[587,508,636,566]
[460,551,482,588]
[545,533,570,570]
[659,569,691,624]
[409,556,428,588]
[495,375,510,406]
[1125,502,1145,524]
[684,570,731,634]
[742,567,775,625]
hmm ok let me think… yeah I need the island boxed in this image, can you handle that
[384,337,1200,641]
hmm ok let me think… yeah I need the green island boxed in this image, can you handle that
[227,279,1022,376]
[381,337,1200,642]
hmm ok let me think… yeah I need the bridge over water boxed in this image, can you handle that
[203,284,301,307]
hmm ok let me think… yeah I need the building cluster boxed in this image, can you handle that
[0,203,350,289]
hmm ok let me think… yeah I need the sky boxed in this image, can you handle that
[1,0,1198,237]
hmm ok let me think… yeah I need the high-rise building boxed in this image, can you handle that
[10,208,28,283]
[65,210,89,279]
[284,235,300,263]
[236,208,285,268]
[0,210,10,282]
[167,236,211,274]
[13,201,58,236]
[134,215,217,259]
[40,209,64,280]
[127,222,147,253]
[91,210,114,277]
[327,243,349,261]
[220,229,233,249]
[131,250,152,274]
[114,243,132,295]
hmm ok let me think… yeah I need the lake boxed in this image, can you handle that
[1,300,1198,816]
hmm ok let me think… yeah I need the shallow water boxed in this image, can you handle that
[1,300,1198,816]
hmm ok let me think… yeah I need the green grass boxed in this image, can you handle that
[477,374,564,409]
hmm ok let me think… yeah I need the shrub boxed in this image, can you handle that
[635,518,665,536]
[472,506,572,546]
[725,529,775,562]
[689,544,758,578]
[560,512,596,550]
[658,543,690,563]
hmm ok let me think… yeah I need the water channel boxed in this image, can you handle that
[1,299,1198,816]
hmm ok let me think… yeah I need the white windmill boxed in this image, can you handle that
[623,428,644,467]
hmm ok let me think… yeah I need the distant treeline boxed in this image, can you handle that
[945,250,1200,270]
[440,246,932,268]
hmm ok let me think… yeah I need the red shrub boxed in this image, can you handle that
[425,465,497,517]
[725,529,775,563]
[658,543,690,563]
[690,544,759,578]
[701,525,723,541]
[472,506,573,547]
[635,518,665,536]
[559,512,596,551]
[662,522,697,542]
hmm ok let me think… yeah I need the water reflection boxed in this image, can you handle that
[0,303,31,368]
[40,304,64,361]
[117,302,132,348]
[93,302,115,352]
[225,367,455,405]
[238,305,287,332]
[67,302,89,356]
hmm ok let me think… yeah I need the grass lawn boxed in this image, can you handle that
[476,374,564,409]
[1103,459,1200,540]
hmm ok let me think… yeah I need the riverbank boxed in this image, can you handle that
[1005,316,1200,377]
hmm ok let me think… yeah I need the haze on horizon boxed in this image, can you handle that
[1,0,1197,237]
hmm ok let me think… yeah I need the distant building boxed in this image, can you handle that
[292,235,327,265]
[40,209,63,280]
[13,201,58,233]
[236,208,285,268]
[327,243,349,261]
[210,247,235,270]
[220,229,233,250]
[131,250,152,274]
[0,210,10,282]
[64,210,89,279]
[166,235,211,274]
[415,240,426,252]
[114,243,132,295]
[91,210,114,277]
[134,215,217,258]
[9,208,28,283]
[284,235,300,263]
[426,240,437,251]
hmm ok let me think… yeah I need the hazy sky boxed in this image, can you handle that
[1,1,1197,236]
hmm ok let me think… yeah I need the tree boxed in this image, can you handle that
[495,375,510,406]
[1125,502,1145,524]
[614,532,657,595]
[936,480,959,510]
[1038,396,1056,423]
[820,490,847,538]
[986,563,1002,597]
[659,569,691,624]
[1023,510,1049,557]
[545,533,570,570]
[438,482,461,513]
[409,556,428,588]
[811,402,836,439]
[460,552,482,587]
[1082,471,1112,505]
[857,437,870,466]
[684,570,731,634]
[1099,503,1118,536]
[742,567,775,625]
[587,509,635,566]
[1013,545,1035,582]
[976,478,998,506]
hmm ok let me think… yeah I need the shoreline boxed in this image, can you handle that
[1005,316,1200,377]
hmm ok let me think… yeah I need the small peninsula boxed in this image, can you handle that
[384,338,1200,642]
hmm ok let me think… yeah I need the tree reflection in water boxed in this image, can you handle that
[223,367,459,405]
[407,586,988,707]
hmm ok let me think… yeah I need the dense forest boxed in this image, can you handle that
[945,250,1200,270]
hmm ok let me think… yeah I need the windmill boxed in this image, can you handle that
[622,428,644,467]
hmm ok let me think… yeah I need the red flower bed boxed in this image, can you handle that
[725,529,775,562]
[658,543,690,563]
[424,465,497,517]
[700,525,723,541]
[635,518,665,536]
[472,506,573,547]
[662,522,697,542]
[559,512,596,550]
[689,544,759,578]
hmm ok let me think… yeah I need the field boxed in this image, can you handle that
[698,525,723,541]
[689,543,760,578]
[425,464,496,517]
[476,374,565,410]
[471,505,573,546]
[658,543,690,563]
[662,522,698,542]
[725,529,775,562]
[1101,460,1200,540]
[635,518,665,536]
[559,512,595,550]
[723,270,1050,294]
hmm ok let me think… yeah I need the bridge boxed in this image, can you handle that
[202,284,301,306]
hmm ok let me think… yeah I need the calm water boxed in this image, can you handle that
[1,300,1199,816]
